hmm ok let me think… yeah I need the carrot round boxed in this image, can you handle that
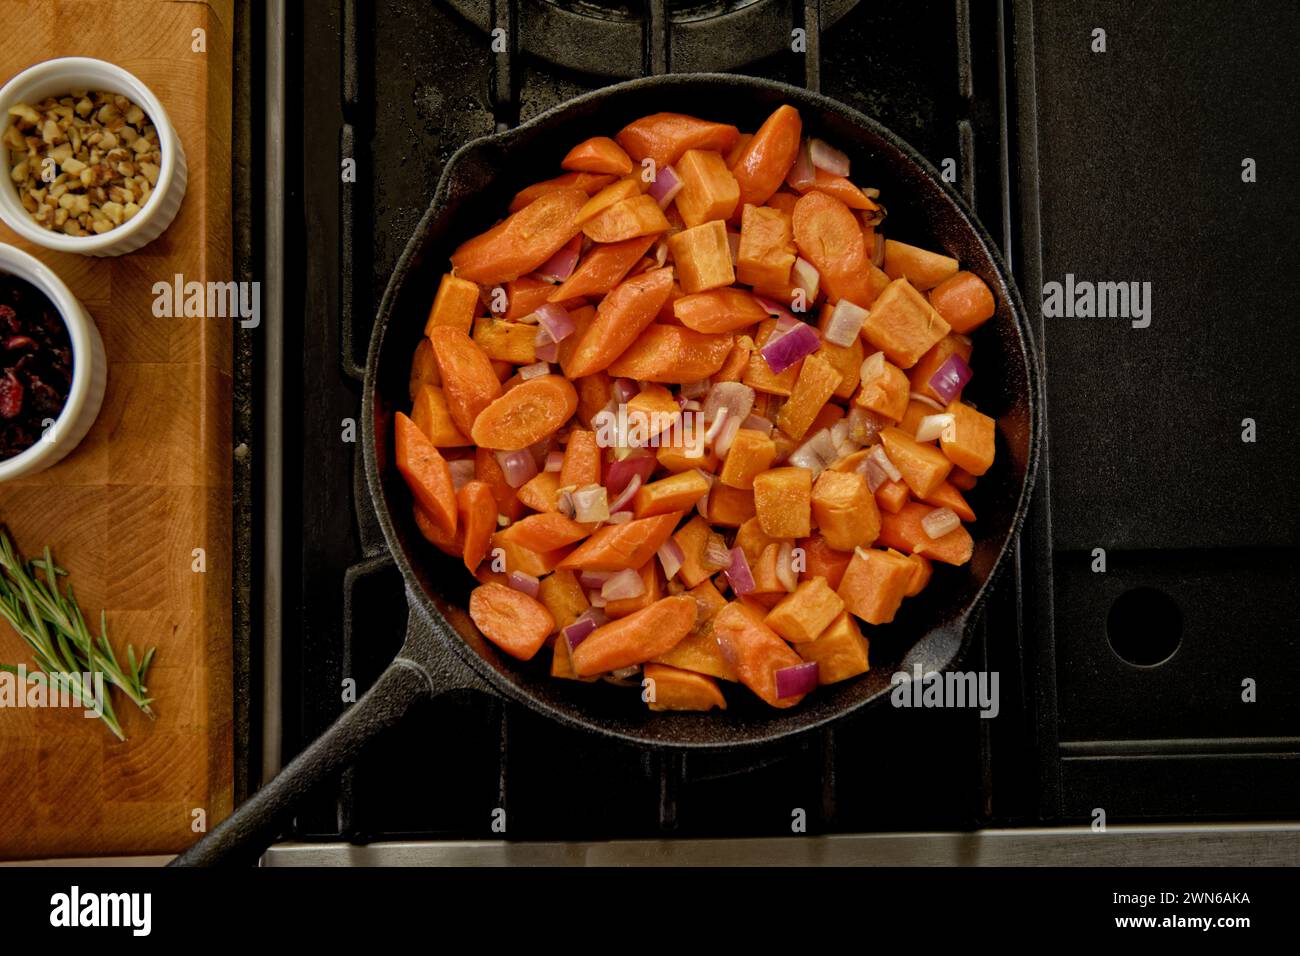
[395,412,457,535]
[732,105,802,208]
[570,594,697,676]
[928,270,996,333]
[562,135,634,176]
[428,326,503,437]
[673,287,769,333]
[791,191,878,307]
[451,187,587,284]
[470,374,579,450]
[457,480,497,572]
[562,267,675,378]
[557,511,684,571]
[468,582,556,661]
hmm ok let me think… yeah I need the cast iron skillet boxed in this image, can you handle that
[174,74,1041,865]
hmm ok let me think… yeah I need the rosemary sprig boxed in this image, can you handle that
[0,528,157,741]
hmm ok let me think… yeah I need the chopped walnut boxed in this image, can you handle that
[5,91,162,237]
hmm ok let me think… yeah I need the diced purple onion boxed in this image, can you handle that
[587,589,607,608]
[928,354,972,404]
[846,405,885,446]
[606,510,633,524]
[544,449,565,472]
[908,391,945,411]
[606,454,656,496]
[761,322,820,374]
[727,229,741,265]
[507,570,540,598]
[701,381,756,426]
[914,413,955,443]
[703,532,730,571]
[775,541,797,592]
[602,567,646,601]
[867,444,902,483]
[787,139,816,191]
[578,569,612,588]
[823,298,869,347]
[535,302,576,343]
[870,231,885,267]
[533,337,560,363]
[563,609,606,650]
[608,473,642,513]
[753,295,797,323]
[612,377,639,403]
[647,164,683,209]
[680,378,710,400]
[713,414,742,457]
[809,138,850,177]
[726,546,756,595]
[657,538,685,580]
[653,237,669,268]
[741,413,773,436]
[495,449,537,488]
[535,246,579,283]
[447,458,476,490]
[775,661,819,698]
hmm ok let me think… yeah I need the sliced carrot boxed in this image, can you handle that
[473,317,537,365]
[538,568,590,633]
[795,611,869,684]
[509,172,615,213]
[582,194,672,243]
[409,337,440,399]
[806,169,878,210]
[562,267,675,379]
[928,269,996,334]
[547,235,655,302]
[557,511,684,572]
[451,187,587,284]
[667,220,735,294]
[752,466,812,538]
[674,148,740,228]
[457,480,497,573]
[797,533,853,589]
[643,663,726,711]
[425,273,479,336]
[714,334,753,383]
[414,503,464,557]
[575,178,643,226]
[791,190,880,307]
[632,470,711,518]
[573,370,613,427]
[395,412,457,535]
[411,383,471,447]
[502,276,553,319]
[428,326,503,437]
[877,502,973,566]
[517,470,562,513]
[673,287,768,334]
[883,239,959,291]
[569,594,697,676]
[616,112,741,168]
[671,515,715,588]
[560,429,601,488]
[603,559,663,619]
[468,582,555,661]
[505,512,593,552]
[837,547,913,624]
[490,528,572,577]
[562,136,634,176]
[921,480,976,523]
[605,324,734,383]
[732,105,802,208]
[711,601,807,708]
[470,375,579,450]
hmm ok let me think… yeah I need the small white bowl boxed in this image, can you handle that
[0,243,106,480]
[0,57,187,257]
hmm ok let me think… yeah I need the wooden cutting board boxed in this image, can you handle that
[0,0,234,859]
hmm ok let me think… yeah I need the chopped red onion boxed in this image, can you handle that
[862,454,889,492]
[578,569,613,588]
[922,507,961,539]
[823,298,869,347]
[741,413,773,436]
[448,458,476,490]
[775,541,797,592]
[653,237,669,268]
[713,414,743,457]
[753,295,797,323]
[915,413,955,443]
[535,246,579,283]
[606,510,633,524]
[908,391,945,411]
[519,361,551,381]
[606,455,656,495]
[612,377,639,403]
[928,354,973,404]
[608,473,642,513]
[808,427,837,463]
[680,378,711,400]
[563,609,607,650]
[495,449,538,488]
[727,229,741,265]
[703,532,731,571]
[786,444,824,478]
[870,231,885,267]
[860,349,886,383]
[535,302,576,343]
[846,405,886,446]
[702,381,755,426]
[572,483,610,522]
[761,322,819,374]
[775,661,819,698]
[647,164,683,209]
[868,444,902,483]
[657,538,685,580]
[704,406,731,443]
[726,546,756,595]
[588,589,607,608]
[787,139,816,191]
[507,570,541,597]
[533,337,560,363]
[809,138,850,177]
[544,448,565,472]
[792,257,820,303]
[602,567,646,601]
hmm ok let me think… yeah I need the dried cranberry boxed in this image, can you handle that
[0,371,24,419]
[4,335,36,350]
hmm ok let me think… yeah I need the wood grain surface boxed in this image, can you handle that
[0,0,234,859]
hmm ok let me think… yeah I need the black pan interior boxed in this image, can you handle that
[364,74,1040,750]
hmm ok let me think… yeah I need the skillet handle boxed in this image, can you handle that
[170,657,432,867]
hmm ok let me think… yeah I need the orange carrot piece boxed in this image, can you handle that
[674,149,740,228]
[411,383,471,447]
[562,136,635,176]
[538,568,590,633]
[603,559,663,619]
[877,502,974,566]
[409,337,440,398]
[502,276,553,319]
[837,547,914,624]
[582,194,672,243]
[921,480,976,523]
[653,581,737,680]
[575,178,643,226]
[777,353,842,439]
[656,428,718,473]
[468,582,555,661]
[791,190,880,307]
[714,334,754,383]
[472,317,537,365]
[573,369,612,427]
[752,466,812,538]
[811,469,880,552]
[735,515,778,563]
[861,278,951,369]
[903,553,933,597]
[855,354,910,421]
[673,287,768,334]
[928,270,996,334]
[643,662,727,711]
[428,326,504,437]
[426,273,479,336]
[633,470,711,518]
[732,105,802,208]
[737,202,796,294]
[557,512,684,571]
[414,502,464,557]
[451,187,587,284]
[560,429,602,488]
[711,602,807,708]
[490,528,572,577]
[874,478,911,515]
[458,480,497,572]
[765,577,845,644]
[883,239,959,291]
[909,334,974,404]
[625,384,682,441]
[797,533,853,590]
[667,219,735,294]
[470,375,579,450]
[880,426,954,498]
[508,172,615,213]
[505,512,593,552]
[616,112,741,168]
[563,267,675,378]
[795,611,870,684]
[671,516,715,588]
[718,428,778,490]
[517,471,562,513]
[569,594,697,676]
[940,400,996,476]
[605,324,734,383]
[395,412,457,535]
[547,235,655,302]
[949,467,978,491]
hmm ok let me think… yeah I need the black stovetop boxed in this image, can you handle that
[266,0,1298,844]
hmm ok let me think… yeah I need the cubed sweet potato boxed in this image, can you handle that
[736,202,795,293]
[777,353,842,439]
[795,611,870,684]
[855,353,909,421]
[719,428,777,489]
[643,663,727,711]
[862,277,951,369]
[880,426,954,498]
[668,220,736,293]
[837,547,914,625]
[411,383,470,447]
[674,149,740,228]
[753,466,812,538]
[711,601,808,708]
[426,273,479,336]
[811,469,880,551]
[940,400,996,476]
[764,577,845,644]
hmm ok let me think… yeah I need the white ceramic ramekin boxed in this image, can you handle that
[0,57,187,257]
[0,243,106,480]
